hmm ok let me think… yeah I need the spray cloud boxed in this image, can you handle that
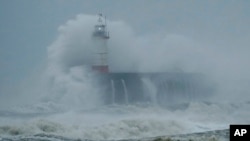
[6,13,249,110]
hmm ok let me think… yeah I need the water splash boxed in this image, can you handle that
[141,78,158,105]
[111,79,115,104]
[121,79,129,105]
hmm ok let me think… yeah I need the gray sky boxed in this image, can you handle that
[0,0,250,94]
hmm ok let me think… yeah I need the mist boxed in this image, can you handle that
[1,13,249,110]
[45,14,250,107]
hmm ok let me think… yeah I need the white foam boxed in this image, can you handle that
[1,101,249,140]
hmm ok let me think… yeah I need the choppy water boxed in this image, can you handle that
[0,101,249,141]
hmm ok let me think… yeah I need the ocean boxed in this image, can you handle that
[0,100,249,141]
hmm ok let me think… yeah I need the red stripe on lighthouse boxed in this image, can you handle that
[92,65,109,73]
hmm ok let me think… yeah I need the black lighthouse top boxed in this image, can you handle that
[93,13,109,39]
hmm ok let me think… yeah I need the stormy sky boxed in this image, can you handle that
[0,0,250,102]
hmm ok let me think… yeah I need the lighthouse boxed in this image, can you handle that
[92,13,110,73]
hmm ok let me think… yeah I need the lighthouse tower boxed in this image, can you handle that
[92,13,110,73]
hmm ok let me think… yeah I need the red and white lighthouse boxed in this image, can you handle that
[92,13,110,73]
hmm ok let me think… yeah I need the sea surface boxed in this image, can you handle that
[0,100,249,141]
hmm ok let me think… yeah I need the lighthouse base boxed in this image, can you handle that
[94,72,214,106]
